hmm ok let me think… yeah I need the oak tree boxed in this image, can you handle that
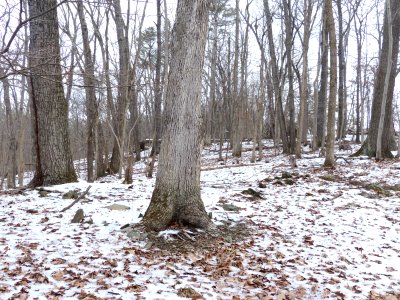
[28,0,77,186]
[143,0,212,231]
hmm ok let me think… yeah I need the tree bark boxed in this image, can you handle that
[77,0,98,183]
[295,0,311,158]
[143,0,211,231]
[263,0,289,153]
[317,14,329,148]
[28,0,77,186]
[324,0,338,168]
[153,0,162,158]
[283,0,295,154]
[355,15,363,143]
[1,73,17,189]
[147,0,162,178]
[109,0,130,175]
[352,0,400,158]
[312,27,322,151]
[376,0,393,160]
[129,0,148,164]
[231,0,242,157]
[336,0,346,140]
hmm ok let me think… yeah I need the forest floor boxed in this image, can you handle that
[0,140,399,300]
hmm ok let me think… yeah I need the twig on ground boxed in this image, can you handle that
[202,163,262,172]
[36,187,64,194]
[60,185,92,212]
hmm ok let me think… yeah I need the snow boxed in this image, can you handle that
[0,141,399,299]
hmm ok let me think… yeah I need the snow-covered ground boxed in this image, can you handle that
[0,141,399,299]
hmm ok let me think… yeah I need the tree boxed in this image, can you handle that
[337,0,361,141]
[147,0,162,178]
[295,0,312,158]
[109,0,130,175]
[316,12,329,149]
[231,0,242,157]
[283,0,296,154]
[28,0,77,186]
[0,70,16,188]
[76,0,99,183]
[352,0,400,158]
[376,0,394,160]
[336,0,346,140]
[324,0,338,168]
[263,0,289,154]
[143,0,212,231]
[153,0,162,159]
[86,3,112,178]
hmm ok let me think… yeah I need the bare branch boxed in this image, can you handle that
[0,0,69,56]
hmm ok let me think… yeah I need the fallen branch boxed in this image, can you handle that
[202,163,262,172]
[60,185,91,212]
[0,189,25,196]
[36,187,64,194]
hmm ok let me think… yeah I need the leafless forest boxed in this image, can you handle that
[0,0,399,189]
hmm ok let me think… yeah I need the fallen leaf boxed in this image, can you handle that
[52,271,65,281]
[177,287,203,299]
[125,284,146,292]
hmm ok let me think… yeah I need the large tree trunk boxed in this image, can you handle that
[28,0,77,187]
[324,0,338,167]
[376,0,394,160]
[143,0,211,231]
[77,0,98,183]
[352,0,400,158]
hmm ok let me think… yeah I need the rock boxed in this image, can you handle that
[365,184,392,197]
[224,236,233,243]
[144,241,153,249]
[241,188,263,198]
[127,230,142,239]
[222,203,240,212]
[63,190,79,199]
[284,178,295,185]
[273,180,284,185]
[39,191,49,197]
[104,204,130,211]
[281,171,292,179]
[71,209,84,223]
[258,182,267,188]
